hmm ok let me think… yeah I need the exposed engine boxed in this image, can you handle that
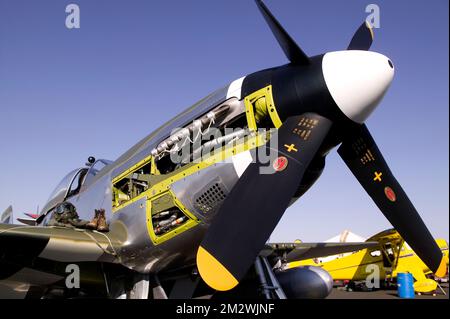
[276,266,333,299]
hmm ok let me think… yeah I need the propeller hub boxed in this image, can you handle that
[322,50,395,124]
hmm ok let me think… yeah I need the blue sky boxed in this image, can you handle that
[0,0,448,241]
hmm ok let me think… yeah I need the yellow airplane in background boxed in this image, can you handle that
[288,229,449,294]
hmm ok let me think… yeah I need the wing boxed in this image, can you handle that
[0,223,123,298]
[366,228,400,242]
[265,242,379,262]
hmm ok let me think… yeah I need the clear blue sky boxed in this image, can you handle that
[0,0,448,241]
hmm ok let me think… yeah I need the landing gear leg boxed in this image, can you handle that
[437,282,447,296]
[152,275,168,299]
[254,256,287,299]
[109,272,152,299]
[124,273,151,299]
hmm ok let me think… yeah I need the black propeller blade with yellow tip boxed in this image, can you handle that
[197,114,332,291]
[338,124,448,277]
[347,21,374,51]
[255,0,310,65]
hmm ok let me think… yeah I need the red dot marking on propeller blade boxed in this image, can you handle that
[384,187,396,202]
[273,156,289,172]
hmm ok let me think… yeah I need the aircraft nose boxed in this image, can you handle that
[322,50,395,124]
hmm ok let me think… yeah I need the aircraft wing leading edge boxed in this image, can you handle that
[266,242,380,262]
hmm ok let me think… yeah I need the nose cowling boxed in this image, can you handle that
[322,50,395,124]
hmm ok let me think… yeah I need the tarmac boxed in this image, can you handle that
[327,282,449,299]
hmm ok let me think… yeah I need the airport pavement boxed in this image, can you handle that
[327,283,449,299]
[199,283,449,299]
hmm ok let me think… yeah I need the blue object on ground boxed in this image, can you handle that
[397,272,415,299]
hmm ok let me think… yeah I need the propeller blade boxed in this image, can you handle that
[197,114,332,291]
[347,21,374,51]
[338,124,447,276]
[255,0,310,65]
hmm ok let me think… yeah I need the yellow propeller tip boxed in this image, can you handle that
[197,246,239,291]
[435,255,449,278]
[365,21,375,40]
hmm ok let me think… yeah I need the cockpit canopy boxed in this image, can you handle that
[46,168,82,204]
[83,159,113,186]
[40,159,113,216]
